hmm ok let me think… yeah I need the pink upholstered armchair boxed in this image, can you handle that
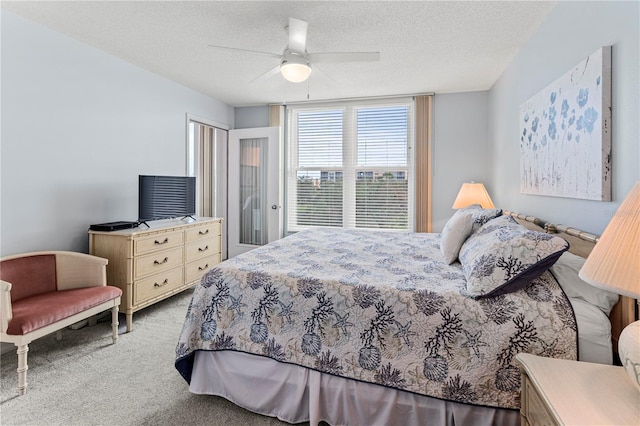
[0,251,122,395]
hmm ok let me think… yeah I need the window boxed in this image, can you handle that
[286,98,414,232]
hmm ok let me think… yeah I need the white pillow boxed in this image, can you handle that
[550,251,619,315]
[440,210,474,264]
[569,297,613,364]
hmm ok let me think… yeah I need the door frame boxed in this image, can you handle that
[228,126,282,258]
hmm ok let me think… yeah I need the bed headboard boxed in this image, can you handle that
[505,211,637,357]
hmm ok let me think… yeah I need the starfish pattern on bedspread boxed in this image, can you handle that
[175,228,577,410]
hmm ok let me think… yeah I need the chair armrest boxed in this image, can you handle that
[53,251,108,291]
[0,280,13,333]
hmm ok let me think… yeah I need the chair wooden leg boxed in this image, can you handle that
[88,315,98,327]
[16,344,29,396]
[111,306,119,344]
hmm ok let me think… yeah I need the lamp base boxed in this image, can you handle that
[618,320,640,389]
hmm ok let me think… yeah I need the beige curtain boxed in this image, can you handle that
[269,104,285,128]
[198,125,214,217]
[414,95,432,232]
[196,125,228,218]
[191,122,228,258]
[269,104,285,233]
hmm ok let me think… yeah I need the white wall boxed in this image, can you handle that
[235,97,491,233]
[488,1,639,235]
[235,106,269,129]
[431,92,490,231]
[0,11,235,256]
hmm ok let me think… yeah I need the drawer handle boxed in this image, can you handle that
[154,257,169,265]
[154,279,169,288]
[154,238,169,245]
[198,264,209,271]
[198,229,209,235]
[198,245,209,252]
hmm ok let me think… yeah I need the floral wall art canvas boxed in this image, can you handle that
[519,46,611,201]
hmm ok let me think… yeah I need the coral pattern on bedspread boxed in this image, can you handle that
[175,228,577,410]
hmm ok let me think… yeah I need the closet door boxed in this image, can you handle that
[228,126,281,258]
[187,120,228,259]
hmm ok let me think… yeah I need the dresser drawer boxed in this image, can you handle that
[134,266,184,304]
[185,222,221,243]
[185,254,221,284]
[134,246,184,279]
[185,238,220,263]
[134,230,183,255]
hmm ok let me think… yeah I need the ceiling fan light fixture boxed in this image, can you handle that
[280,51,312,83]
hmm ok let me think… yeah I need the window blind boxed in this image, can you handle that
[355,106,409,229]
[287,98,414,232]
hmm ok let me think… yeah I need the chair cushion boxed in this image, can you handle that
[6,286,122,335]
[0,255,57,302]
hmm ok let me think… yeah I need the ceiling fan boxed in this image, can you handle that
[208,17,380,83]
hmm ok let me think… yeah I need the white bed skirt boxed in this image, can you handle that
[189,351,519,426]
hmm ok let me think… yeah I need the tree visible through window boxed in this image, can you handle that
[287,99,414,232]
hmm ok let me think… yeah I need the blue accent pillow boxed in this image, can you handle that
[463,204,504,233]
[459,215,569,298]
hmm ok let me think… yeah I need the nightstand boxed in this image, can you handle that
[516,353,640,425]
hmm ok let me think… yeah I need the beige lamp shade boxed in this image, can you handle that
[579,181,640,389]
[579,181,640,299]
[452,182,495,209]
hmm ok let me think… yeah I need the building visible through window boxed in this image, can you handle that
[287,98,414,232]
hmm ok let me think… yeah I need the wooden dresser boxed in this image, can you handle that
[89,217,222,332]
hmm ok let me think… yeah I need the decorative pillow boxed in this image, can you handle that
[462,204,504,233]
[459,215,569,298]
[550,251,619,315]
[440,210,474,264]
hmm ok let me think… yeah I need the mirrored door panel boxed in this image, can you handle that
[228,126,281,258]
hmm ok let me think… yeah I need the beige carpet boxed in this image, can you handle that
[0,289,303,426]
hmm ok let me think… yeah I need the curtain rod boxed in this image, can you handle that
[268,92,434,107]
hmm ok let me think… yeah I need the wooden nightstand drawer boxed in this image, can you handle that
[524,376,557,426]
[186,222,221,242]
[134,266,184,304]
[134,246,184,279]
[185,254,221,284]
[134,230,183,255]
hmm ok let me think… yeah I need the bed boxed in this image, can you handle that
[175,208,635,425]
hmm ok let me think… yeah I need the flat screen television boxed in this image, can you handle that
[138,175,196,224]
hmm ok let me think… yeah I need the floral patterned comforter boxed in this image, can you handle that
[175,228,577,410]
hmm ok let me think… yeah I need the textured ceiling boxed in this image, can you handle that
[2,1,557,107]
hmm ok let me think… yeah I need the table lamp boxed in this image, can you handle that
[579,181,640,388]
[452,182,495,209]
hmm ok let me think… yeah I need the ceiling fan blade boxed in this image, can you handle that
[309,52,380,63]
[287,17,308,53]
[208,44,281,59]
[249,64,281,84]
[311,64,336,83]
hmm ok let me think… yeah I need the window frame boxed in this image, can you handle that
[285,97,415,234]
